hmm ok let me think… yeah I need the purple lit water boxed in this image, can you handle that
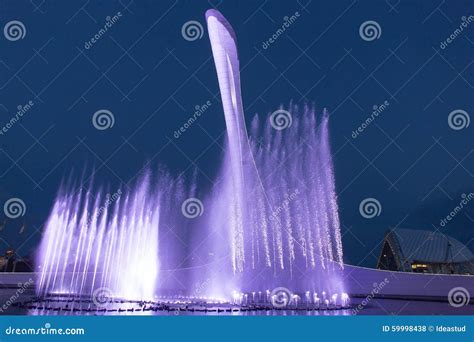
[35,9,346,308]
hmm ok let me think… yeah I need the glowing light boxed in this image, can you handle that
[35,9,348,313]
[206,9,346,300]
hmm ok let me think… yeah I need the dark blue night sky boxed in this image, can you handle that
[0,0,472,267]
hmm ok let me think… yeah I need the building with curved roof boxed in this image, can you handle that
[377,228,474,275]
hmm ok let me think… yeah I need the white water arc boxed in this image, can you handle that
[205,9,345,296]
[207,9,252,274]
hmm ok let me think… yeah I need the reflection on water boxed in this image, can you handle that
[1,290,471,316]
[9,293,352,316]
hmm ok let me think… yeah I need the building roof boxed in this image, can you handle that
[386,228,474,264]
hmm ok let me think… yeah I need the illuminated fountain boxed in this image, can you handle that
[32,9,348,314]
[36,172,163,300]
[199,10,346,303]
